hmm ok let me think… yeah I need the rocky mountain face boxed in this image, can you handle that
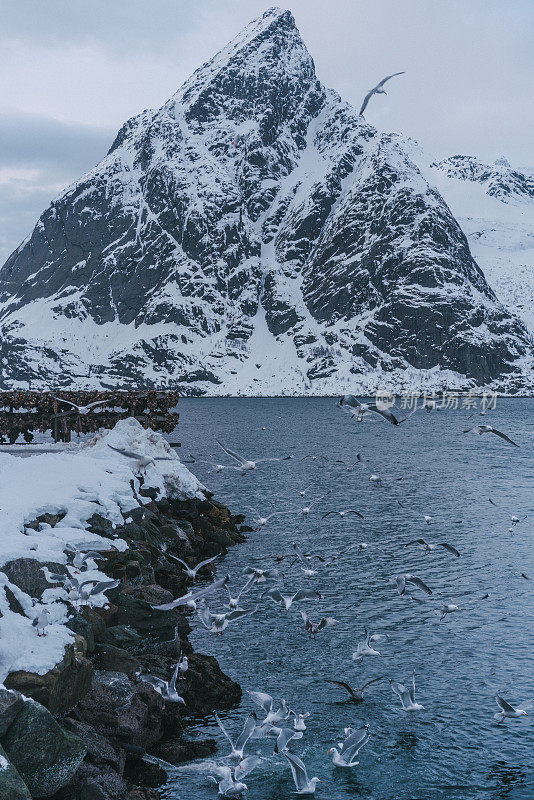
[0,7,532,393]
[431,155,534,203]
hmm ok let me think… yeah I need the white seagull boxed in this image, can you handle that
[215,711,257,759]
[463,425,519,447]
[216,439,291,474]
[51,396,107,415]
[284,751,322,795]
[224,577,254,610]
[440,604,461,621]
[165,553,219,580]
[247,691,291,727]
[338,394,404,425]
[32,608,51,636]
[494,696,532,724]
[198,604,257,635]
[301,610,338,638]
[352,629,388,660]
[208,756,261,798]
[395,573,432,596]
[359,72,405,116]
[328,724,370,767]
[261,587,322,611]
[139,661,185,706]
[150,574,229,611]
[405,539,460,557]
[389,673,425,713]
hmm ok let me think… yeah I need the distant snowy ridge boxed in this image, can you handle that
[0,6,533,394]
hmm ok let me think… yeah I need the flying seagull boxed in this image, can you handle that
[216,439,291,473]
[389,673,425,713]
[359,72,405,116]
[215,711,257,759]
[107,444,174,474]
[150,574,229,611]
[247,691,291,727]
[338,395,404,425]
[328,724,370,767]
[51,396,107,415]
[321,509,364,520]
[463,425,519,447]
[197,604,257,634]
[139,661,185,706]
[224,577,254,610]
[494,695,533,723]
[301,610,338,638]
[352,629,388,660]
[405,539,460,557]
[208,757,261,798]
[440,603,461,621]
[284,751,322,795]
[164,553,219,580]
[326,676,384,702]
[262,587,322,611]
[395,573,432,596]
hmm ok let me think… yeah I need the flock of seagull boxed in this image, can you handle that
[14,394,528,797]
[129,395,530,797]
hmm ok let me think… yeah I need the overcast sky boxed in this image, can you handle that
[1,0,532,263]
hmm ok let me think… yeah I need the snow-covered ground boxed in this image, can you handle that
[0,418,204,683]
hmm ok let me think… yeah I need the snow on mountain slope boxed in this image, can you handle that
[424,155,534,336]
[0,7,532,394]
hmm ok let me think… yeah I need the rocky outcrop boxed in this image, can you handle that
[0,7,532,393]
[2,700,87,797]
[0,743,31,800]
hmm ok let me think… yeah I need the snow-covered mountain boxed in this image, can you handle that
[0,7,532,394]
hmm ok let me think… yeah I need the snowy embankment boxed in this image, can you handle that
[0,418,204,684]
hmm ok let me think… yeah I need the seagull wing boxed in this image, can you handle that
[51,396,78,410]
[150,575,228,610]
[192,554,219,572]
[284,751,309,792]
[292,543,306,562]
[376,71,405,88]
[405,539,429,547]
[489,428,519,447]
[215,713,236,751]
[261,588,284,604]
[406,575,432,595]
[340,727,370,761]
[140,674,167,693]
[235,712,258,752]
[346,510,365,519]
[361,675,385,691]
[438,542,461,557]
[325,679,355,697]
[86,579,120,596]
[234,755,262,781]
[321,510,337,519]
[318,616,338,629]
[409,673,416,704]
[495,695,516,713]
[274,727,297,753]
[359,90,374,116]
[247,691,274,714]
[226,607,257,622]
[390,680,411,708]
[165,553,189,569]
[107,444,144,460]
[366,403,401,425]
[339,394,361,410]
[292,589,322,603]
[216,439,246,464]
[396,575,406,595]
[85,400,107,410]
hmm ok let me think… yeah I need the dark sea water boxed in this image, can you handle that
[162,398,534,800]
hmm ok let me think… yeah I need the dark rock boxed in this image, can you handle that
[61,719,125,773]
[2,558,66,599]
[66,611,95,653]
[151,737,216,765]
[0,743,31,800]
[92,671,135,707]
[94,645,141,679]
[52,762,127,800]
[101,625,143,651]
[5,635,93,714]
[0,687,23,736]
[123,755,166,788]
[2,699,87,797]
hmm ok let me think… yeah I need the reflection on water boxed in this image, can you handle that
[162,398,534,800]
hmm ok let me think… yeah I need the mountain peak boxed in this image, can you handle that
[171,6,316,122]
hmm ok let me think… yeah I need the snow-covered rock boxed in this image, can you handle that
[0,7,532,393]
[0,419,203,683]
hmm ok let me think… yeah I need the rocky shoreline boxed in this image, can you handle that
[0,477,252,799]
